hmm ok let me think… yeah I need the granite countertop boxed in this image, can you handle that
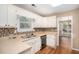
[0,31,57,54]
[34,31,57,37]
[0,37,31,54]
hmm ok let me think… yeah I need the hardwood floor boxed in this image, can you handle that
[36,37,79,54]
[36,46,79,54]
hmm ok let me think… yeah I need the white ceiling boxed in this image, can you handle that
[15,4,79,17]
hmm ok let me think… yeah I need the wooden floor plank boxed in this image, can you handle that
[36,37,79,54]
[36,46,79,54]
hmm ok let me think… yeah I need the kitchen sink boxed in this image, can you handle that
[22,37,36,42]
[21,34,37,42]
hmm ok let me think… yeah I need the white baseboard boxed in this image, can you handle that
[72,48,79,51]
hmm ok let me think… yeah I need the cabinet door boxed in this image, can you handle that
[34,38,41,53]
[34,16,44,28]
[27,38,41,53]
[8,5,17,27]
[47,16,57,27]
[47,35,56,48]
[0,5,7,27]
[27,39,37,53]
[51,19,57,27]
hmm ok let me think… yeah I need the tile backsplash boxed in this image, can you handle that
[34,28,57,32]
[0,28,16,37]
[0,27,57,37]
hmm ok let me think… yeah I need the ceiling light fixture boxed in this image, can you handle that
[32,4,36,7]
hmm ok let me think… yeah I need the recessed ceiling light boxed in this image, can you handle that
[32,4,36,7]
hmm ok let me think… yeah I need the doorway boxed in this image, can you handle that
[57,16,73,53]
[59,36,72,53]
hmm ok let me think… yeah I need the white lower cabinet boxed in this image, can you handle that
[33,38,41,53]
[26,37,41,54]
[46,35,57,48]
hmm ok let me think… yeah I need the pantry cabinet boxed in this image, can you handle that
[0,5,17,27]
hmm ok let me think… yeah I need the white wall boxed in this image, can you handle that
[56,8,79,50]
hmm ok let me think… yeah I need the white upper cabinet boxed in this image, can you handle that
[34,16,43,28]
[7,5,17,27]
[0,5,57,28]
[0,5,17,27]
[46,16,57,27]
[34,16,57,28]
[0,5,8,27]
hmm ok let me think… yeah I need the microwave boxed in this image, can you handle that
[17,15,34,32]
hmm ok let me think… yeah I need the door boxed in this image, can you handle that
[58,16,73,53]
[59,36,72,53]
[59,21,72,53]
